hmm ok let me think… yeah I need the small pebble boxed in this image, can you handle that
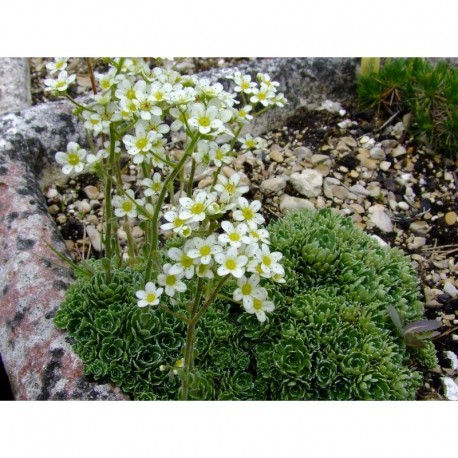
[84,185,100,200]
[445,211,457,225]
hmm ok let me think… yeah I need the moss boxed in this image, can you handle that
[54,208,435,399]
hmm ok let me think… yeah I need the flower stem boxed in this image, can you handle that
[180,277,204,400]
[144,134,200,283]
[103,124,117,282]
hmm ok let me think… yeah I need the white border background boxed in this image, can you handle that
[1,1,457,456]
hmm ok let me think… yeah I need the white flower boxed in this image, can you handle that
[168,87,196,106]
[187,235,222,265]
[195,79,224,99]
[232,274,265,308]
[232,72,256,94]
[250,83,276,107]
[244,295,275,323]
[112,189,143,218]
[247,243,284,278]
[161,210,193,237]
[150,81,173,103]
[247,227,270,245]
[232,197,265,229]
[169,107,188,131]
[136,282,163,307]
[274,93,287,107]
[236,105,253,123]
[187,102,231,135]
[96,69,118,92]
[214,173,249,203]
[142,173,163,197]
[238,134,267,151]
[218,221,250,248]
[179,191,216,223]
[210,143,233,167]
[144,115,170,135]
[46,58,69,75]
[192,140,214,166]
[195,260,215,279]
[135,89,162,120]
[157,263,187,297]
[123,125,160,160]
[167,241,197,279]
[44,70,76,92]
[256,73,280,88]
[55,142,87,175]
[214,246,248,278]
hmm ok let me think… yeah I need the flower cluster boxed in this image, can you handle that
[48,57,287,399]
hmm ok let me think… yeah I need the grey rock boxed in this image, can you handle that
[444,282,458,299]
[279,195,315,213]
[391,145,407,158]
[368,204,393,233]
[369,146,386,161]
[0,101,128,400]
[289,169,323,198]
[0,58,31,115]
[293,146,313,160]
[199,58,359,137]
[409,220,430,235]
[260,176,287,194]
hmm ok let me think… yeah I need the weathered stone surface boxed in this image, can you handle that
[0,58,31,115]
[198,57,359,136]
[0,101,128,400]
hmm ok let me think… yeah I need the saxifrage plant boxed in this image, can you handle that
[54,207,438,400]
[45,57,288,399]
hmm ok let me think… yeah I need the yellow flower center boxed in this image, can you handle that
[68,152,80,166]
[146,293,157,303]
[126,88,136,100]
[165,275,177,286]
[253,298,262,310]
[241,283,252,295]
[122,201,133,212]
[174,217,185,227]
[200,245,211,256]
[242,207,254,220]
[197,264,207,275]
[182,255,194,268]
[225,259,237,270]
[191,202,205,215]
[198,116,211,127]
[262,256,272,267]
[136,138,148,150]
[139,100,152,111]
[229,232,240,242]
[225,183,236,194]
